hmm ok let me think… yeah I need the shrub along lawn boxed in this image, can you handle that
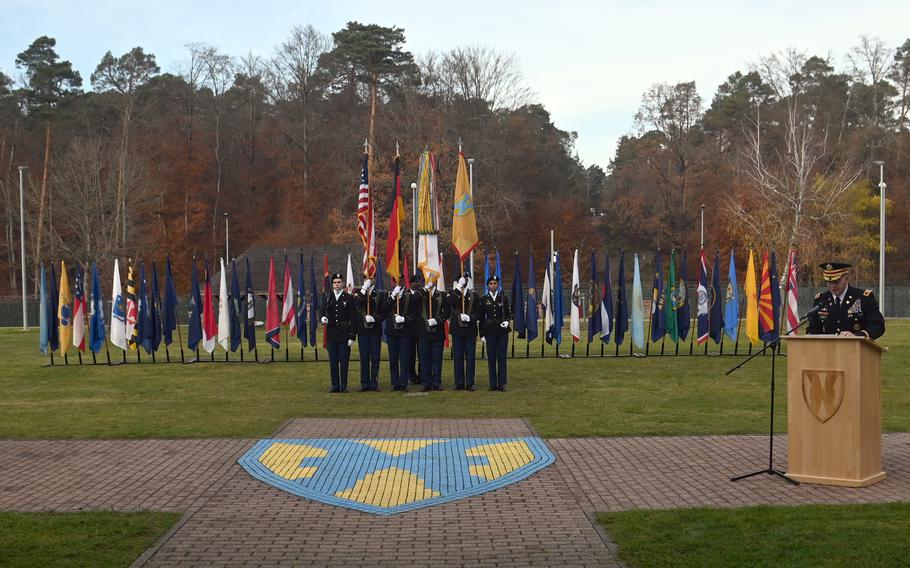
[598,503,910,568]
[0,321,907,438]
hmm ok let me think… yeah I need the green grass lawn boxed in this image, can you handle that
[0,511,180,567]
[598,503,910,568]
[0,321,907,438]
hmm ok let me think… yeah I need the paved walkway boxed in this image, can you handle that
[1,420,909,567]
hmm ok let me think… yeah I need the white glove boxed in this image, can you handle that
[460,313,470,322]
[481,337,486,344]
[391,285,402,298]
[455,277,466,291]
[320,316,328,325]
[362,278,372,290]
[427,318,437,327]
[424,281,434,291]
[395,315,405,324]
[500,321,510,329]
[365,315,375,323]
[347,339,354,347]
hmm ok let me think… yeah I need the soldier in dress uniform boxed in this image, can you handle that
[448,270,479,391]
[352,278,381,391]
[383,280,415,391]
[478,274,512,391]
[319,273,356,392]
[417,276,451,391]
[406,274,422,385]
[807,262,885,340]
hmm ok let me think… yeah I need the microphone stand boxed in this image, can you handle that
[726,309,818,485]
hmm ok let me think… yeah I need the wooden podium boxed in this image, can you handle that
[782,335,887,487]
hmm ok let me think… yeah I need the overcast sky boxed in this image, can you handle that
[2,0,908,168]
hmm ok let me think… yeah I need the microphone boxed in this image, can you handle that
[801,304,823,319]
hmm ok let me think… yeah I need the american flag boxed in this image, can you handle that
[785,249,799,333]
[357,151,376,278]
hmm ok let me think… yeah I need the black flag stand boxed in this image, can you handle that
[726,312,814,485]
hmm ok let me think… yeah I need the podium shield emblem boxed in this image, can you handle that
[801,370,846,423]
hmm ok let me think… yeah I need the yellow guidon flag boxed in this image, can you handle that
[450,151,479,262]
[744,248,761,346]
[416,151,441,283]
[57,260,72,355]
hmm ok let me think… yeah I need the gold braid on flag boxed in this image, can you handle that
[416,151,441,283]
[417,152,438,235]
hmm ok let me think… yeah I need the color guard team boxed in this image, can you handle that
[319,271,511,393]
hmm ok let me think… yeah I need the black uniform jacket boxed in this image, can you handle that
[416,288,451,340]
[447,289,479,337]
[478,292,512,338]
[383,290,417,338]
[806,285,885,340]
[352,289,383,337]
[320,290,356,342]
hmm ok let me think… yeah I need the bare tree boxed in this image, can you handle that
[176,43,207,235]
[235,51,266,166]
[91,47,159,246]
[439,44,532,112]
[848,35,893,129]
[46,137,154,263]
[267,24,330,197]
[889,39,910,159]
[196,46,234,256]
[732,50,863,255]
[633,81,705,244]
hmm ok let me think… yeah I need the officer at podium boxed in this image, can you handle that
[807,262,885,340]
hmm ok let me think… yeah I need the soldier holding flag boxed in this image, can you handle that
[352,277,382,391]
[384,278,417,391]
[448,271,479,391]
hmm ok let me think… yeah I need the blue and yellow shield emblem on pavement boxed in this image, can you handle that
[238,438,555,515]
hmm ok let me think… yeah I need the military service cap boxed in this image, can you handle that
[819,262,850,282]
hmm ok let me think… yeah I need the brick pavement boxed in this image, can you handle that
[1,420,909,567]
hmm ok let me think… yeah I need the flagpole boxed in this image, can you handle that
[549,232,554,358]
[412,182,417,275]
[468,157,475,291]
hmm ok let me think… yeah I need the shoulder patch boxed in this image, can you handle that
[864,289,872,297]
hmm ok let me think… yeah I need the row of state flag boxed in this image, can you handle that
[37,245,800,357]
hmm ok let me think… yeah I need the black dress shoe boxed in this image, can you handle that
[433,385,443,391]
[422,385,433,392]
[340,388,348,393]
[455,385,465,391]
[467,385,475,391]
[498,385,507,392]
[330,388,340,393]
[359,387,371,392]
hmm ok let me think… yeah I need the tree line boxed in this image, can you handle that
[0,24,908,295]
